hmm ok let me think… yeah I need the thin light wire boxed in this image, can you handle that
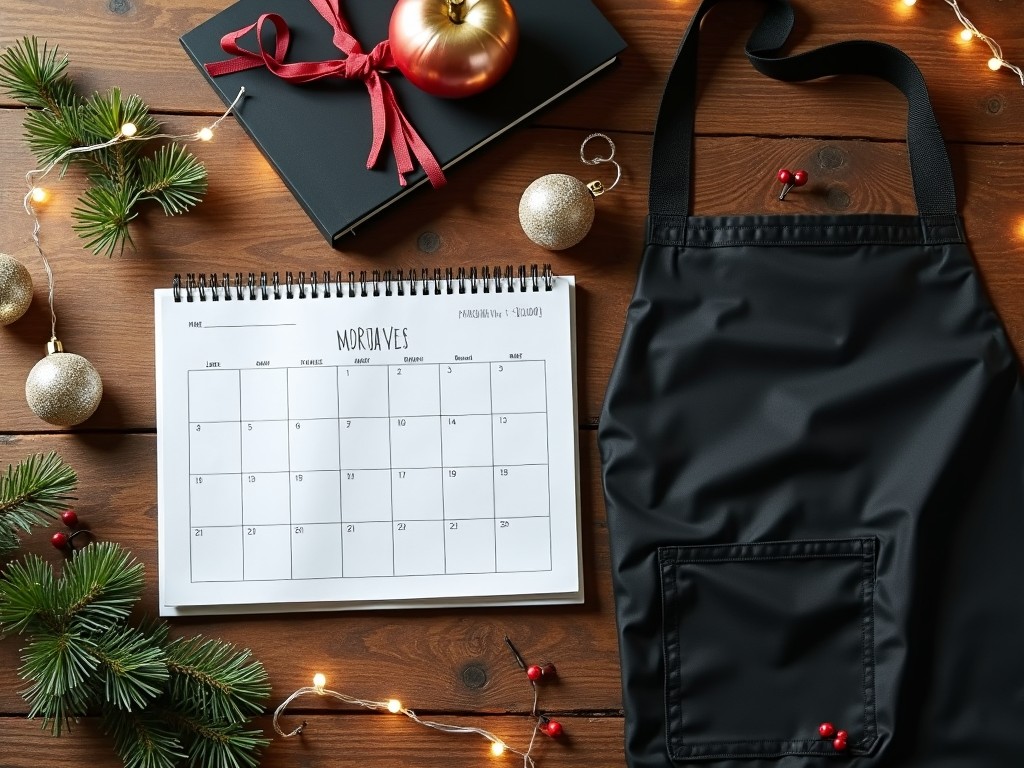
[942,0,1024,86]
[21,86,246,341]
[273,682,544,768]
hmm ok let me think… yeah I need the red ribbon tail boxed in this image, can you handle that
[394,107,446,189]
[380,82,415,186]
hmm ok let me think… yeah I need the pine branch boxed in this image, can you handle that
[72,181,141,258]
[92,627,169,712]
[0,539,270,768]
[59,540,145,633]
[0,453,77,558]
[160,708,269,768]
[1,38,210,257]
[0,553,59,634]
[22,105,87,170]
[103,708,185,768]
[20,632,99,733]
[81,88,159,176]
[165,637,270,724]
[139,144,208,216]
[0,37,77,112]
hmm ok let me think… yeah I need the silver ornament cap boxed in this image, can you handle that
[519,173,596,251]
[25,339,103,427]
[0,253,33,326]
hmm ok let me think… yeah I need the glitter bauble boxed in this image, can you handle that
[25,352,103,427]
[0,253,33,326]
[518,174,595,251]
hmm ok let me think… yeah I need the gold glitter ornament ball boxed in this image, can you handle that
[25,351,103,426]
[519,173,595,251]
[0,253,33,326]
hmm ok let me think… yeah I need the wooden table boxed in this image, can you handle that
[1,1,1021,765]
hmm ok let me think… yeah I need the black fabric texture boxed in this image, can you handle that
[598,1,1024,766]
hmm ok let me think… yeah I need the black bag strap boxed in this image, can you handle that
[650,0,958,219]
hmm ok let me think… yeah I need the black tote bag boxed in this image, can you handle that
[598,1,1024,766]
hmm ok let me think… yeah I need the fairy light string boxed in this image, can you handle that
[902,0,1024,86]
[273,637,563,768]
[21,86,246,342]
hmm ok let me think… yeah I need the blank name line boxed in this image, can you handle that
[202,323,298,329]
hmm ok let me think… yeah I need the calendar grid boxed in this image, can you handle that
[336,366,345,581]
[237,370,245,580]
[544,362,553,571]
[187,371,193,585]
[436,363,448,575]
[489,361,497,569]
[187,360,554,584]
[387,359,396,577]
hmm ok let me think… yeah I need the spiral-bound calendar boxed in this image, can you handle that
[155,266,581,615]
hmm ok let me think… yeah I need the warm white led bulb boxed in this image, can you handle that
[386,698,402,713]
[490,741,506,757]
[312,673,326,692]
[29,187,48,204]
[988,57,1003,71]
[120,122,138,137]
[902,0,916,7]
[959,28,973,42]
[197,127,214,141]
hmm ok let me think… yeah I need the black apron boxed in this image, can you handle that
[598,1,1024,766]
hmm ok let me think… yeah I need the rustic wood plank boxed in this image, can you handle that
[0,431,620,715]
[0,0,1020,143]
[0,713,624,768]
[2,110,1023,431]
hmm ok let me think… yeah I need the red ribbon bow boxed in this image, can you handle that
[205,0,446,188]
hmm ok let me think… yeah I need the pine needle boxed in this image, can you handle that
[165,636,271,724]
[0,37,76,112]
[0,37,209,257]
[0,452,77,559]
[0,536,270,767]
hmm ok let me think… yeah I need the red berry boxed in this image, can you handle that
[60,509,79,528]
[777,168,793,185]
[818,722,835,738]
[542,720,563,737]
[835,730,849,741]
[526,664,543,681]
[540,662,557,678]
[833,736,848,751]
[51,532,68,549]
[793,170,808,187]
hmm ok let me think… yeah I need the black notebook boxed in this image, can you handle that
[180,0,626,244]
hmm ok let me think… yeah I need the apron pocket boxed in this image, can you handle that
[659,537,878,761]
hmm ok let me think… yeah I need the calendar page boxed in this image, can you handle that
[155,272,580,615]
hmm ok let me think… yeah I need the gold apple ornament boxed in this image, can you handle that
[389,0,519,98]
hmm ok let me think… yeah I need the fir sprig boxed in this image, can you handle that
[0,540,271,767]
[0,37,209,257]
[0,452,76,559]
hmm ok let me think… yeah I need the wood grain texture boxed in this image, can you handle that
[2,111,1023,430]
[0,2,1023,766]
[0,0,1021,142]
[0,432,620,715]
[0,713,624,768]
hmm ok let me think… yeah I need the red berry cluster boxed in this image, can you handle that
[818,721,849,752]
[50,509,90,553]
[525,662,562,738]
[777,168,808,200]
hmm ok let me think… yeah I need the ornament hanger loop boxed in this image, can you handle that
[579,132,621,192]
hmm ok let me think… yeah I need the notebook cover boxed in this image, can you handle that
[180,0,626,244]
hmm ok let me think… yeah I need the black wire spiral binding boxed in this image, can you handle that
[171,265,554,302]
